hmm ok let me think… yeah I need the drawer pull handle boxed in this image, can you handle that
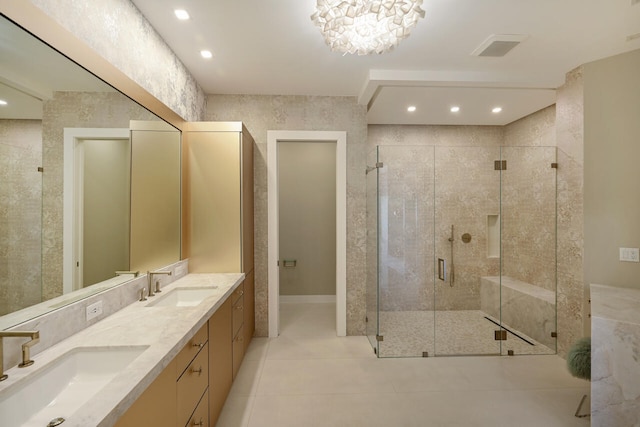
[236,306,243,310]
[239,290,244,296]
[192,342,204,348]
[192,418,204,426]
[190,366,203,376]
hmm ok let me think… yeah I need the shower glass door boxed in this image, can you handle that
[375,146,435,357]
[433,146,502,356]
[499,146,557,355]
[365,148,379,352]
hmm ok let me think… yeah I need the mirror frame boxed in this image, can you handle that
[0,4,187,328]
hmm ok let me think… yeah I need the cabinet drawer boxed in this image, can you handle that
[232,295,244,338]
[177,342,209,427]
[176,323,208,379]
[185,388,209,427]
[232,325,244,380]
[232,282,244,305]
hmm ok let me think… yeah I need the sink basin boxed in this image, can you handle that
[0,346,148,427]
[146,287,218,307]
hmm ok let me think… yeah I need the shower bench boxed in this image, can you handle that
[480,276,556,349]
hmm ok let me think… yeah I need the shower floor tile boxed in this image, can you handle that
[377,309,555,357]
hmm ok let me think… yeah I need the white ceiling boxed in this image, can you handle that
[132,0,640,125]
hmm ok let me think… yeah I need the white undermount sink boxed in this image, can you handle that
[0,346,148,427]
[146,286,219,307]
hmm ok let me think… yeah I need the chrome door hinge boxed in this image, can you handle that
[494,160,507,171]
[494,330,507,341]
[376,335,384,342]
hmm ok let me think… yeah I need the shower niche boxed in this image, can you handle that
[366,145,557,358]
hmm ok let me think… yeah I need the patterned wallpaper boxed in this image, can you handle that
[555,67,585,357]
[29,0,206,122]
[0,120,43,315]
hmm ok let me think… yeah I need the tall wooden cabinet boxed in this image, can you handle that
[183,122,255,425]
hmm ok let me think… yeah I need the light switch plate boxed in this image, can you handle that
[619,247,640,262]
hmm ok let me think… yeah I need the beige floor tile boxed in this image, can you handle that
[216,395,253,427]
[243,337,270,361]
[256,358,396,395]
[266,334,374,360]
[217,302,590,427]
[229,360,263,397]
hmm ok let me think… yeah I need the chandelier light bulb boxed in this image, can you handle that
[311,0,426,55]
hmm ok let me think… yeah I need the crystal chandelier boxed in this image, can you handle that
[311,0,425,55]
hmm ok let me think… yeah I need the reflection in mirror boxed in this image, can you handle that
[0,15,181,328]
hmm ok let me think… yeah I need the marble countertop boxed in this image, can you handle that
[591,283,640,325]
[0,273,244,427]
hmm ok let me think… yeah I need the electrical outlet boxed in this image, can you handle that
[86,300,103,321]
[619,247,640,262]
[175,264,188,277]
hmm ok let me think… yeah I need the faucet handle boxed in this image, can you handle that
[139,287,148,301]
[155,280,162,293]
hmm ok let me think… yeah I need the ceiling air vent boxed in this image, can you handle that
[471,34,528,57]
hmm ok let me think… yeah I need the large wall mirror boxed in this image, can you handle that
[0,14,182,328]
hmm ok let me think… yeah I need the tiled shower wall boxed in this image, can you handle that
[0,120,42,315]
[367,107,556,310]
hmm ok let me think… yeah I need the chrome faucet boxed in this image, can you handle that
[0,330,40,381]
[147,270,172,297]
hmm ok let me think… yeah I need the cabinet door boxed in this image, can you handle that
[114,359,177,427]
[177,343,209,427]
[209,297,233,425]
[187,130,242,273]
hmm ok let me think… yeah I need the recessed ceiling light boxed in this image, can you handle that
[0,100,7,106]
[492,107,502,113]
[450,106,460,113]
[200,50,213,59]
[174,9,190,20]
[407,106,416,112]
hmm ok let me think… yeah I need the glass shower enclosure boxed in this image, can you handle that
[366,145,557,357]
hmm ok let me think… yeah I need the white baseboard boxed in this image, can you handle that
[280,295,336,304]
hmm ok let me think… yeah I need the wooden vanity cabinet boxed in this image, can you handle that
[114,358,177,427]
[117,280,251,427]
[209,297,233,424]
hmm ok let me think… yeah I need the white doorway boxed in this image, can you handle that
[267,131,347,337]
[63,128,130,293]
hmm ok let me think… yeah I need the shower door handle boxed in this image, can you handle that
[438,258,446,281]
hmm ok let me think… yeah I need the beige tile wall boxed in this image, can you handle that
[0,120,43,315]
[555,67,585,357]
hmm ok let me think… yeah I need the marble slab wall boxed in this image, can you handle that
[590,284,640,426]
[0,120,42,315]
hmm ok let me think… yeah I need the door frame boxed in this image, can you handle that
[267,131,347,337]
[63,127,130,293]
